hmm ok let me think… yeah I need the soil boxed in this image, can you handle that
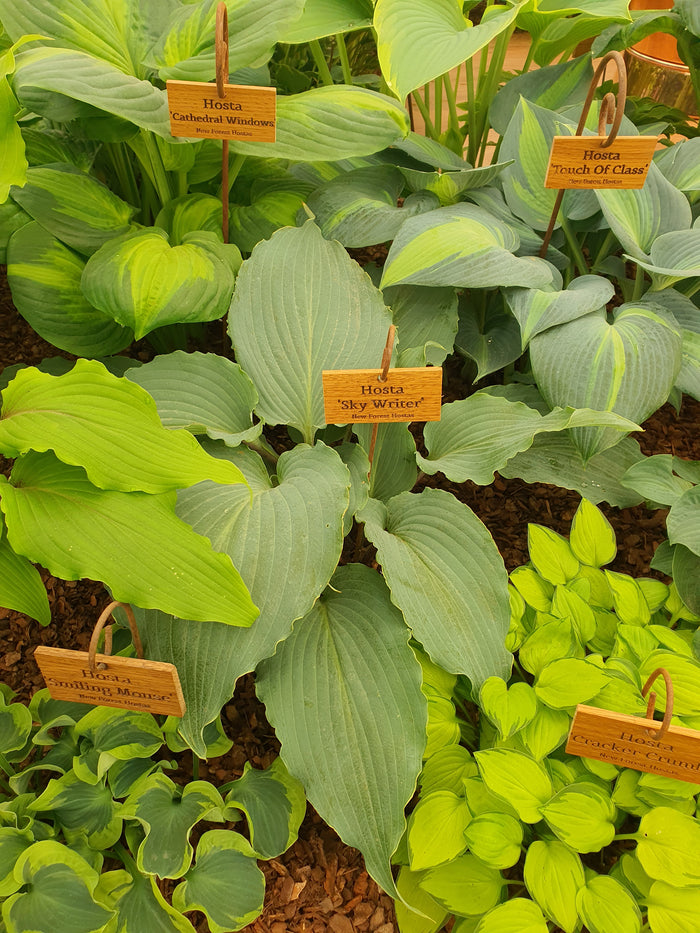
[1,263,698,933]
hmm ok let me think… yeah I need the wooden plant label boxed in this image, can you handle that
[566,705,700,783]
[544,136,657,189]
[166,80,276,141]
[35,646,186,717]
[323,367,443,424]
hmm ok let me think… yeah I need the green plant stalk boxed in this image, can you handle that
[465,60,478,163]
[443,65,462,142]
[680,278,700,298]
[105,141,141,210]
[560,214,589,276]
[632,264,646,301]
[0,751,16,777]
[112,842,140,879]
[473,22,516,165]
[245,439,280,465]
[433,75,443,137]
[139,130,173,209]
[176,170,188,198]
[227,153,247,196]
[309,39,334,86]
[520,35,540,74]
[411,91,437,139]
[591,229,616,270]
[335,33,354,85]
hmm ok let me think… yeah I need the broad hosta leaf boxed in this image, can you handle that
[535,658,608,707]
[473,898,548,932]
[570,498,617,567]
[96,869,196,933]
[399,163,512,205]
[0,828,33,899]
[375,0,525,100]
[418,392,638,484]
[537,0,631,15]
[172,831,264,933]
[474,749,552,824]
[82,229,238,340]
[139,442,350,755]
[155,194,223,246]
[30,772,121,849]
[359,489,511,686]
[621,455,692,507]
[524,840,584,933]
[0,692,32,758]
[504,275,614,349]
[280,0,373,42]
[230,177,308,254]
[530,303,682,461]
[355,422,417,502]
[646,880,700,933]
[0,451,256,627]
[576,874,642,933]
[420,853,504,917]
[456,294,522,380]
[229,219,392,443]
[636,807,700,886]
[673,545,700,617]
[0,78,26,204]
[665,483,700,557]
[0,360,247,493]
[394,866,449,933]
[464,812,523,870]
[407,791,471,871]
[229,86,409,161]
[655,137,700,191]
[126,352,260,447]
[541,783,616,852]
[380,203,554,290]
[9,165,133,256]
[6,222,133,357]
[628,229,700,292]
[644,288,700,403]
[256,564,427,899]
[0,199,31,263]
[384,283,458,368]
[0,512,50,625]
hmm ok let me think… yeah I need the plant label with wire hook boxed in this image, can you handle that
[166,80,276,141]
[545,136,657,189]
[323,367,443,424]
[566,705,700,783]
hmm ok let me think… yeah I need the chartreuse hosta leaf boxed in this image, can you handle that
[541,783,616,853]
[639,651,700,718]
[82,229,240,340]
[0,511,50,624]
[394,866,448,933]
[569,498,617,567]
[171,831,264,933]
[471,898,549,932]
[9,165,134,256]
[479,678,537,739]
[138,441,349,755]
[464,812,523,871]
[407,791,471,871]
[536,658,610,708]
[0,359,247,492]
[524,840,584,933]
[96,869,195,933]
[538,0,631,14]
[359,489,511,687]
[0,452,256,627]
[229,219,392,444]
[155,195,222,246]
[577,875,642,933]
[420,746,476,797]
[0,39,31,203]
[529,523,579,584]
[474,749,552,823]
[380,203,554,290]
[417,392,639,484]
[636,807,700,886]
[530,303,683,461]
[256,564,427,899]
[2,840,114,933]
[420,853,505,917]
[126,352,261,447]
[223,758,305,859]
[30,772,121,849]
[375,0,525,100]
[279,0,373,42]
[122,774,224,879]
[647,880,700,933]
[7,222,133,357]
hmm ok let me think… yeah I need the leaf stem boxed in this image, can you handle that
[335,34,353,85]
[613,832,641,842]
[309,39,334,86]
[112,842,139,878]
[591,229,616,270]
[411,91,437,139]
[632,264,646,301]
[560,215,589,276]
[140,131,172,209]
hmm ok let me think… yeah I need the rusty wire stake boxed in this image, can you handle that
[216,2,230,243]
[641,667,674,740]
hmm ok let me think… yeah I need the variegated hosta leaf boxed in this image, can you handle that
[0,510,50,625]
[172,832,264,933]
[230,175,310,254]
[398,162,513,204]
[280,0,373,42]
[359,490,511,686]
[256,564,427,899]
[668,487,700,558]
[537,0,631,15]
[456,294,522,380]
[82,229,239,340]
[375,0,526,100]
[126,351,261,447]
[97,870,196,933]
[6,222,133,357]
[384,282,458,368]
[0,199,31,263]
[12,47,172,137]
[595,161,693,260]
[229,86,409,162]
[0,74,26,204]
[138,442,350,755]
[155,194,223,245]
[148,0,306,82]
[530,302,683,461]
[29,773,122,849]
[654,137,700,192]
[389,132,468,171]
[305,164,440,247]
[0,451,257,627]
[620,455,692,508]
[9,165,134,256]
[417,392,639,484]
[0,360,247,492]
[223,758,306,859]
[380,203,554,290]
[122,774,225,879]
[642,288,700,403]
[504,274,614,349]
[355,422,417,502]
[71,707,163,785]
[627,228,700,292]
[229,219,392,443]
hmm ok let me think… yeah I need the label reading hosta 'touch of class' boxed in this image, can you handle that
[323,368,442,424]
[545,136,657,189]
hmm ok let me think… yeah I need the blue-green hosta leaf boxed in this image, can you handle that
[2,840,113,933]
[138,442,350,755]
[305,165,439,247]
[337,441,370,534]
[524,840,584,933]
[530,303,683,461]
[229,86,409,162]
[621,455,693,507]
[456,295,522,379]
[398,163,513,204]
[0,360,248,492]
[96,869,195,933]
[388,132,468,171]
[576,875,642,933]
[230,182,308,255]
[229,219,392,443]
[12,47,171,136]
[646,880,700,933]
[6,222,133,356]
[642,288,700,404]
[0,511,50,624]
[407,791,471,871]
[504,275,614,349]
[172,831,264,933]
[595,161,693,261]
[223,758,305,859]
[149,0,305,82]
[256,564,427,899]
[126,352,261,447]
[421,853,505,917]
[636,807,700,886]
[359,489,511,687]
[280,0,373,42]
[380,203,554,290]
[627,229,700,292]
[541,783,616,853]
[355,422,417,502]
[122,774,224,879]
[375,0,526,100]
[82,229,238,340]
[655,138,700,192]
[9,164,133,256]
[672,544,700,618]
[418,392,639,484]
[0,452,256,627]
[384,283,458,368]
[30,773,121,849]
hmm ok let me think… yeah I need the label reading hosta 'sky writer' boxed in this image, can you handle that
[323,368,442,424]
